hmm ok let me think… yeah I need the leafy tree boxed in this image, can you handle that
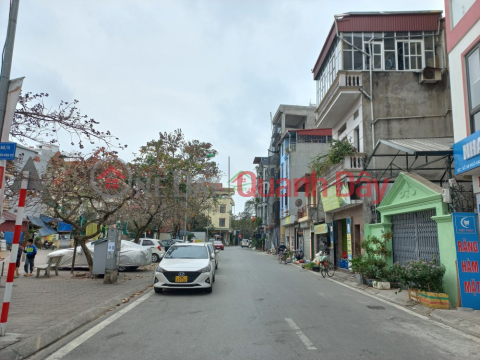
[42,148,135,271]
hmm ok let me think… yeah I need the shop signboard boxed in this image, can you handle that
[329,221,334,255]
[321,182,351,212]
[453,130,480,175]
[285,216,291,225]
[346,218,352,260]
[452,213,480,309]
[314,224,328,234]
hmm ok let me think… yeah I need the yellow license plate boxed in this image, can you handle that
[175,276,188,283]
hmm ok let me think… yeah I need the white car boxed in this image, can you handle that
[135,238,165,262]
[48,240,152,271]
[154,243,216,294]
[241,239,249,248]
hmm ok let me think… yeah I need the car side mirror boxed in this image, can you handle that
[211,253,215,259]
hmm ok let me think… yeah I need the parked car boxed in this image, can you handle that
[154,243,216,294]
[214,240,224,250]
[48,240,152,271]
[135,238,165,262]
[159,239,174,252]
[204,242,219,269]
[240,239,249,248]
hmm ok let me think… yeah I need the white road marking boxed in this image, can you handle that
[45,291,154,360]
[291,263,480,345]
[284,318,317,350]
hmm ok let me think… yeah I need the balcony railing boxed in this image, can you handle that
[323,153,366,182]
[316,71,362,127]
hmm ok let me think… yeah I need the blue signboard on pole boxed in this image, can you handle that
[0,142,16,160]
[452,213,480,309]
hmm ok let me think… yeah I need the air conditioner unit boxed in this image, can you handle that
[419,67,442,84]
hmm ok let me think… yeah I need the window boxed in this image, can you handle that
[467,44,480,132]
[354,127,360,152]
[219,218,226,227]
[220,204,226,213]
[338,123,347,136]
[353,110,359,119]
[142,240,154,246]
[450,0,476,27]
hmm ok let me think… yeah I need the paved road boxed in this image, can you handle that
[31,247,479,360]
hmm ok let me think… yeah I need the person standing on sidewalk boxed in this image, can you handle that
[23,239,37,276]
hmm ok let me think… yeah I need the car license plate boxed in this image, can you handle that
[175,276,188,283]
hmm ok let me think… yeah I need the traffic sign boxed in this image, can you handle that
[0,142,16,160]
[11,157,43,191]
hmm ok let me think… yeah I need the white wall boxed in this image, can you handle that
[449,20,480,142]
[331,98,364,152]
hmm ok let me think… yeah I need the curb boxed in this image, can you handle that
[0,279,153,360]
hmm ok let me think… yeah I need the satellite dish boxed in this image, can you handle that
[295,199,303,207]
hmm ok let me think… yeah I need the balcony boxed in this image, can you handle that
[323,153,366,183]
[316,71,363,128]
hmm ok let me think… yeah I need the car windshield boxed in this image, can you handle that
[214,241,222,244]
[164,245,208,259]
[161,240,173,246]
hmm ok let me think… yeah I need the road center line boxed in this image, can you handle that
[284,318,317,350]
[45,291,154,360]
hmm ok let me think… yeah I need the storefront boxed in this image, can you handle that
[313,223,329,259]
[364,172,458,307]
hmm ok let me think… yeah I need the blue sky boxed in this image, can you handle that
[0,0,445,212]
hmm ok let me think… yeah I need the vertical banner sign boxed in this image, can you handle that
[452,213,480,309]
[346,218,352,260]
[329,221,334,254]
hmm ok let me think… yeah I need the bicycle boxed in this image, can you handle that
[320,259,336,278]
[279,250,289,265]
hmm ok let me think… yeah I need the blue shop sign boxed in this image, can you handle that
[452,213,480,309]
[453,131,480,175]
[0,142,17,160]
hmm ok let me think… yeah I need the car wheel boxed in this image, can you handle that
[154,287,162,294]
[152,253,160,263]
[118,266,127,272]
[215,263,218,270]
[206,283,213,293]
[213,274,216,283]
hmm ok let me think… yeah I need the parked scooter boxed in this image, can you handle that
[42,240,56,250]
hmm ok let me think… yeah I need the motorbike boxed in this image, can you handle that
[42,240,56,250]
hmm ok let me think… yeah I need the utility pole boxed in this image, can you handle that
[183,174,188,242]
[0,0,21,138]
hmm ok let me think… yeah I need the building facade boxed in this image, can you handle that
[208,185,235,244]
[312,11,455,267]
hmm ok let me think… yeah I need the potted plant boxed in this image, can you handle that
[350,232,392,287]
[350,255,367,285]
[403,259,449,309]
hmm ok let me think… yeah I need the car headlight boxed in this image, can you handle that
[200,264,211,273]
[156,265,167,273]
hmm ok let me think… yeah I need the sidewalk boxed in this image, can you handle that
[267,252,480,339]
[0,249,155,360]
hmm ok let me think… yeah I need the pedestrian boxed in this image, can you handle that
[23,239,37,276]
[15,244,23,277]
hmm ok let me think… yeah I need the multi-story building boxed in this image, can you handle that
[265,104,333,255]
[312,11,455,266]
[448,0,480,188]
[208,185,235,244]
[278,128,332,257]
[447,0,480,309]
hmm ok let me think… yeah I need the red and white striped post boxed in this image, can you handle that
[0,170,28,336]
